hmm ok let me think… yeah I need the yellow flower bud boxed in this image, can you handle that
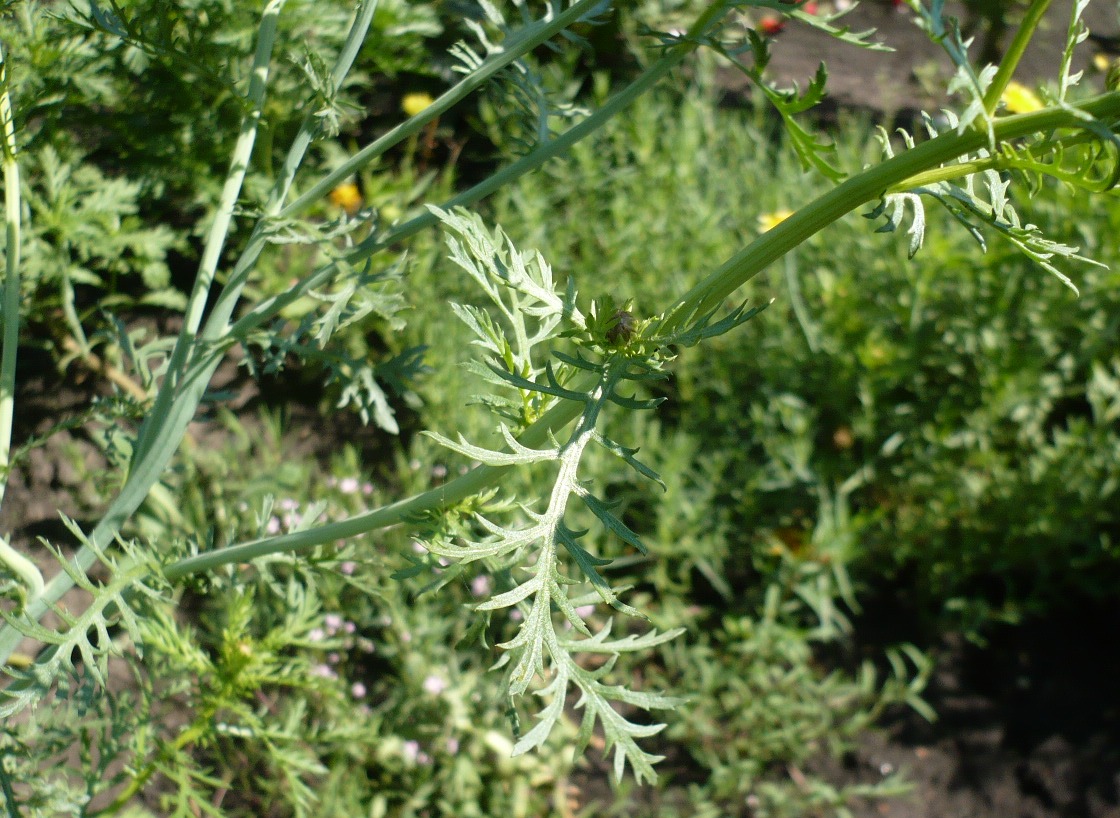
[757,209,793,233]
[328,181,362,215]
[401,91,435,118]
[1000,81,1044,114]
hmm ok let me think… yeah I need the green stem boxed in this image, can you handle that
[0,0,290,666]
[131,0,286,466]
[981,0,1053,115]
[226,3,731,344]
[892,126,1115,191]
[0,0,658,667]
[164,376,591,580]
[277,0,610,221]
[165,92,1120,583]
[0,41,19,514]
[660,92,1120,332]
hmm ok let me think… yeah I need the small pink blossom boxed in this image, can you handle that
[339,476,360,494]
[308,628,325,642]
[351,682,367,698]
[266,516,281,535]
[446,737,459,754]
[340,561,357,575]
[575,605,595,619]
[324,613,343,634]
[311,663,337,679]
[362,482,375,495]
[470,575,491,597]
[422,675,447,695]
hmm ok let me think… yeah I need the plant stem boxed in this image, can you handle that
[130,0,287,472]
[277,0,611,220]
[0,0,289,666]
[226,2,733,344]
[660,92,1120,331]
[165,92,1120,582]
[0,0,649,667]
[164,375,592,580]
[0,41,20,514]
[981,0,1054,115]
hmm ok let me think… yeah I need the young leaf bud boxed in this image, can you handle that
[606,309,636,346]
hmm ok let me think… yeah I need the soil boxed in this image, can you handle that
[5,2,1120,816]
[743,0,1120,117]
[826,602,1120,818]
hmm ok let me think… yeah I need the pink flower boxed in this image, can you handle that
[340,561,357,575]
[325,613,343,634]
[339,477,360,494]
[422,675,447,695]
[351,682,367,698]
[470,575,491,597]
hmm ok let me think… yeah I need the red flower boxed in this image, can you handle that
[759,15,785,35]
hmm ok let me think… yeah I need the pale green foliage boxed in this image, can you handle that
[869,105,1116,292]
[0,521,166,718]
[657,0,890,182]
[421,206,690,782]
[450,1,594,156]
[1058,0,1091,100]
[239,218,418,432]
[907,0,998,138]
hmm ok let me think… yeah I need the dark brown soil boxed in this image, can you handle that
[825,603,1120,818]
[751,0,1120,116]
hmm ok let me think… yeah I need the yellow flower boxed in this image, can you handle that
[1001,81,1043,114]
[757,209,793,233]
[401,91,435,118]
[328,181,362,215]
